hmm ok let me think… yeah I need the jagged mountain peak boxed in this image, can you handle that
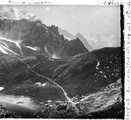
[75,33,82,36]
[0,17,88,58]
[58,28,74,40]
[0,8,89,57]
[74,33,93,51]
[0,7,36,21]
[58,28,93,51]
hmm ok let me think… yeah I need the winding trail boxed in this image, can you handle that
[0,36,79,114]
[17,57,79,114]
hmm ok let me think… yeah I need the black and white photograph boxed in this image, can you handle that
[0,4,124,119]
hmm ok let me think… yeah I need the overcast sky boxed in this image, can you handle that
[1,5,120,40]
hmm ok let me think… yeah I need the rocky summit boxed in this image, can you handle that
[0,10,88,58]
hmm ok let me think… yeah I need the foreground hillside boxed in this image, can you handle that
[0,47,123,118]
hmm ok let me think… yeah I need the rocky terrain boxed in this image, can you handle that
[0,8,123,118]
[0,19,88,58]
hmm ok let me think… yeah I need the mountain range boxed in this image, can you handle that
[0,8,123,118]
[0,19,88,58]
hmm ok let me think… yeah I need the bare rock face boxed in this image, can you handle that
[0,18,88,58]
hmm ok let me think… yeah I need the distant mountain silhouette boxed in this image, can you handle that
[58,28,74,40]
[74,33,93,51]
[58,28,93,51]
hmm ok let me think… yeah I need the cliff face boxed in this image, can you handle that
[0,19,88,58]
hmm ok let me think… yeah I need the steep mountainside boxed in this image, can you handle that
[0,47,121,97]
[74,33,93,51]
[0,47,123,118]
[0,9,88,58]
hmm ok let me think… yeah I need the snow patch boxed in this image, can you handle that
[0,87,4,91]
[44,46,51,57]
[0,43,19,55]
[0,36,22,55]
[35,82,47,87]
[26,46,39,51]
[47,100,52,103]
[0,45,8,54]
[35,82,41,85]
[1,44,19,55]
[96,60,100,69]
[42,83,46,86]
[0,8,36,21]
[52,53,60,59]
[0,36,22,48]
